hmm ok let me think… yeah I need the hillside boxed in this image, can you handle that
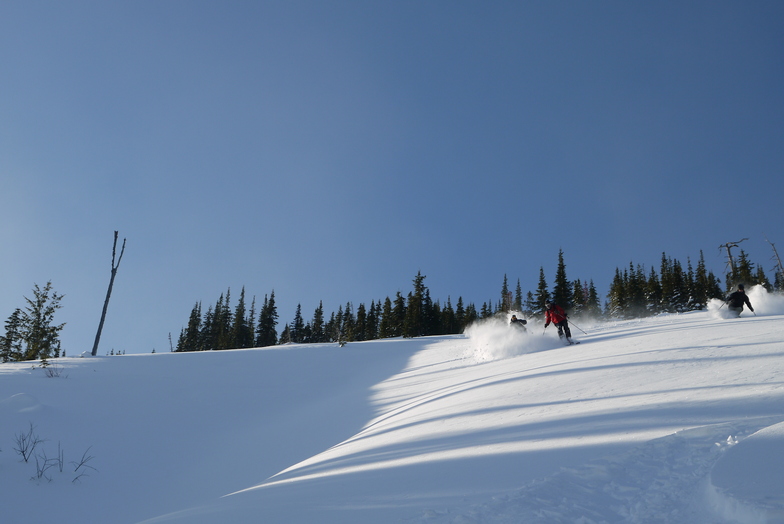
[2,286,783,523]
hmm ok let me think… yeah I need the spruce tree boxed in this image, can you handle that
[355,303,367,341]
[607,268,626,318]
[403,272,427,337]
[455,297,466,332]
[310,301,326,343]
[177,301,202,351]
[586,280,602,318]
[500,275,511,312]
[378,297,394,338]
[514,280,523,312]
[552,250,572,310]
[20,282,65,363]
[441,297,456,334]
[231,287,254,349]
[1,308,24,362]
[534,267,551,314]
[571,279,586,317]
[391,292,406,337]
[290,304,305,343]
[255,291,278,347]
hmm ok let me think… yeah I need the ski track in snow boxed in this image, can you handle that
[416,417,783,524]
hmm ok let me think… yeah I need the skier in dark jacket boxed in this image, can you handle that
[510,315,527,332]
[725,284,754,317]
[544,301,573,343]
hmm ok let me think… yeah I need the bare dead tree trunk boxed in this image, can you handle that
[91,231,126,356]
[719,238,748,275]
[766,237,784,282]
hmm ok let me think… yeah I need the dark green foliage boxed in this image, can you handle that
[552,250,572,311]
[255,291,278,347]
[1,282,65,363]
[1,308,24,362]
[534,267,551,315]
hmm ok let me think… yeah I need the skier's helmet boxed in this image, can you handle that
[738,284,745,290]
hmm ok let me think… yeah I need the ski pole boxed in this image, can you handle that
[567,319,588,335]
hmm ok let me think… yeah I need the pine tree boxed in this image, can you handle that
[177,301,202,351]
[403,272,427,338]
[290,304,305,343]
[365,300,379,340]
[500,275,511,312]
[646,267,662,315]
[309,301,326,342]
[571,279,586,317]
[523,291,537,317]
[607,268,626,318]
[255,291,278,347]
[441,297,457,334]
[391,292,406,337]
[534,267,551,315]
[455,297,466,332]
[552,250,572,310]
[514,280,524,312]
[355,303,367,341]
[231,287,254,349]
[585,280,602,318]
[691,252,710,310]
[20,282,65,364]
[378,297,394,338]
[1,308,24,362]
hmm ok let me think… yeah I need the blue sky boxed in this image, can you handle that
[2,1,783,354]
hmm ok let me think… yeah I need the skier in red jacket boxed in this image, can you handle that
[544,301,573,344]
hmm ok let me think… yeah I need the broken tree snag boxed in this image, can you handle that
[91,231,126,356]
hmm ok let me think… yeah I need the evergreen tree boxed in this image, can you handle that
[231,287,254,348]
[378,297,394,338]
[500,275,511,312]
[729,250,756,290]
[19,282,65,364]
[585,280,602,318]
[607,268,626,318]
[514,280,523,312]
[255,291,278,347]
[441,297,457,334]
[571,279,586,317]
[355,303,367,341]
[309,301,326,343]
[391,292,406,337]
[523,291,537,317]
[646,267,663,315]
[626,263,648,317]
[534,267,551,315]
[290,304,305,343]
[464,303,479,326]
[403,271,427,337]
[341,302,355,342]
[177,301,202,351]
[691,252,710,310]
[365,300,379,340]
[455,297,466,332]
[552,250,572,310]
[1,308,24,362]
[201,305,216,350]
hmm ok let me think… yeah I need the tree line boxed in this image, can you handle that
[3,246,782,361]
[173,248,783,352]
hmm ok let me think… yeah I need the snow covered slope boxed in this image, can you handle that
[2,287,783,523]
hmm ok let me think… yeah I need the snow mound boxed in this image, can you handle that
[707,421,784,523]
[0,392,43,413]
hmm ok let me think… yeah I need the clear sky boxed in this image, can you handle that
[2,1,783,354]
